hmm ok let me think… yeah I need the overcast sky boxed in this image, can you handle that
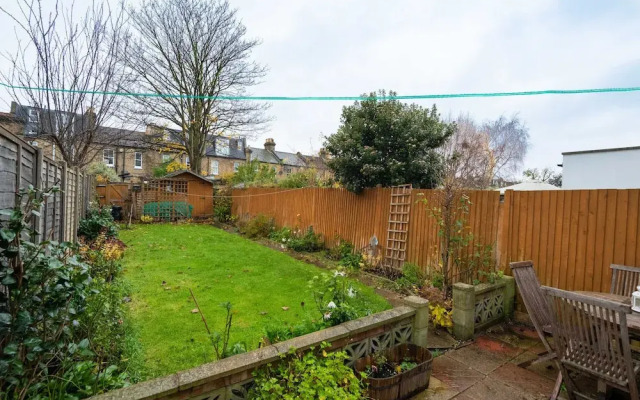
[1,0,639,175]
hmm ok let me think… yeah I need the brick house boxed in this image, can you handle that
[1,102,331,182]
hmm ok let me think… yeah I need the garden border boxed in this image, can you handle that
[90,297,428,400]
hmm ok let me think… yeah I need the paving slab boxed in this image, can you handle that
[445,336,523,374]
[453,376,549,400]
[510,349,560,382]
[428,329,458,349]
[489,363,557,398]
[410,376,460,400]
[430,355,484,393]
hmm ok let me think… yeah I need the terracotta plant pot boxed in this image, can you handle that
[354,343,433,400]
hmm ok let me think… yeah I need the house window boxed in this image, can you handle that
[27,128,37,136]
[217,138,229,156]
[103,149,114,167]
[211,160,219,175]
[28,108,38,122]
[233,162,240,172]
[185,156,190,167]
[284,166,292,174]
[134,152,143,169]
[236,139,243,150]
[162,154,172,163]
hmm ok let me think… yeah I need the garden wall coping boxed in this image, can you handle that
[90,305,417,400]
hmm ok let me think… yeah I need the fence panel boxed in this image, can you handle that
[0,130,91,242]
[499,189,640,293]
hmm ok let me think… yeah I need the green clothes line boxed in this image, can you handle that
[1,81,639,101]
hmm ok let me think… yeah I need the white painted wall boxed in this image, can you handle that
[562,148,640,189]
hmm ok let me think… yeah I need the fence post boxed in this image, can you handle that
[74,167,80,242]
[14,143,22,207]
[33,148,43,244]
[403,295,429,347]
[59,162,67,241]
[452,282,475,340]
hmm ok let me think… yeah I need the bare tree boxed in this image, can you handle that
[1,0,132,167]
[124,0,268,172]
[523,167,562,187]
[440,115,494,190]
[483,115,530,180]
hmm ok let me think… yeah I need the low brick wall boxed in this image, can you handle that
[90,296,429,400]
[452,276,515,340]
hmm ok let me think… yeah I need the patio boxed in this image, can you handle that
[414,325,602,400]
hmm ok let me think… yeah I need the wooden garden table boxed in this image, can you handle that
[575,291,640,336]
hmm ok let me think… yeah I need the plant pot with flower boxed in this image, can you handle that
[354,343,433,400]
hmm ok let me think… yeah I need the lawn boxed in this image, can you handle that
[120,224,390,378]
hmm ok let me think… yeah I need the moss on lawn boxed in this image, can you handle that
[120,224,390,378]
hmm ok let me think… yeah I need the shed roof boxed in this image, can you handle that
[163,170,213,184]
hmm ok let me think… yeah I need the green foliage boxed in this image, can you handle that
[142,201,193,220]
[324,90,454,193]
[87,162,120,183]
[250,344,364,399]
[263,319,328,344]
[78,206,118,241]
[152,160,171,177]
[325,238,363,269]
[238,214,275,238]
[396,263,426,290]
[478,270,505,285]
[430,272,444,289]
[309,269,364,326]
[270,226,324,252]
[213,190,232,223]
[207,302,247,359]
[278,169,319,188]
[231,160,277,187]
[0,186,130,399]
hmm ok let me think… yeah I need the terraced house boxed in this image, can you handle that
[0,103,331,182]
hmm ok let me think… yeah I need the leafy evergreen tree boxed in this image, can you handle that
[324,90,454,193]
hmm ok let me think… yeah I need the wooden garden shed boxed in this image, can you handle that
[157,170,214,218]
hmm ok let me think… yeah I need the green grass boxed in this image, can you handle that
[120,224,390,378]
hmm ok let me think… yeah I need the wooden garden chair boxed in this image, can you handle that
[611,264,640,297]
[541,286,640,400]
[510,261,562,400]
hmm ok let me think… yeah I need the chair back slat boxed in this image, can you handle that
[610,264,640,297]
[541,286,635,388]
[510,261,552,330]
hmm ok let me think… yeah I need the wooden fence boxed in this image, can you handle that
[232,187,640,293]
[0,130,93,243]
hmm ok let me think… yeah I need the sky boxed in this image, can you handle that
[1,0,639,175]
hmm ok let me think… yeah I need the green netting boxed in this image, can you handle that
[143,201,193,220]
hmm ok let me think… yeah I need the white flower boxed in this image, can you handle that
[333,271,346,277]
[280,244,286,249]
[323,312,332,320]
[347,287,356,298]
[282,238,286,243]
[327,301,337,309]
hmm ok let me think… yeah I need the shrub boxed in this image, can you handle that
[140,215,154,223]
[309,269,362,326]
[238,214,275,238]
[232,160,277,187]
[0,186,130,398]
[271,226,324,252]
[213,191,232,223]
[78,205,118,241]
[88,162,119,183]
[396,263,426,290]
[430,271,444,289]
[326,238,355,260]
[277,169,319,188]
[250,344,364,399]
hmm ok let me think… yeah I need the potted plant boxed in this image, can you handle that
[354,343,433,400]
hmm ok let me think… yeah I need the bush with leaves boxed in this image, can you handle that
[263,319,328,344]
[237,214,275,238]
[309,269,365,326]
[250,343,364,399]
[277,169,319,189]
[231,160,277,187]
[396,263,426,291]
[0,186,129,399]
[213,189,233,223]
[270,226,324,252]
[78,205,118,241]
[87,162,120,183]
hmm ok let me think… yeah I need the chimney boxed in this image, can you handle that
[319,148,328,160]
[10,101,18,115]
[244,147,252,163]
[264,138,276,152]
